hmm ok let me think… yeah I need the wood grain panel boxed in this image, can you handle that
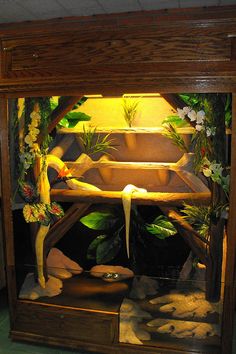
[14,301,118,345]
[0,24,232,79]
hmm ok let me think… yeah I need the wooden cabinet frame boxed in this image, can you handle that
[1,6,236,354]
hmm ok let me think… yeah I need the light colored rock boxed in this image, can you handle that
[47,248,83,279]
[149,291,219,318]
[148,319,220,339]
[119,298,152,345]
[129,275,159,299]
[19,273,63,300]
[90,265,134,282]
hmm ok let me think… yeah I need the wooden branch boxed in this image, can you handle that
[37,96,82,144]
[66,152,210,193]
[50,189,211,206]
[45,203,90,253]
[168,209,208,266]
[161,94,186,110]
[206,215,225,302]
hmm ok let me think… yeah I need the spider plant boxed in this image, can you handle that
[122,97,140,127]
[162,123,189,153]
[79,125,117,157]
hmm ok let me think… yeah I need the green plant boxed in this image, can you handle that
[122,97,140,127]
[51,96,91,128]
[180,204,211,241]
[79,125,117,157]
[80,205,177,265]
[162,123,189,153]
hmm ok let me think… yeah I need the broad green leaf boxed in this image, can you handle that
[162,115,189,128]
[66,111,91,121]
[58,117,69,128]
[96,233,121,264]
[80,211,117,230]
[145,215,177,239]
[87,235,107,260]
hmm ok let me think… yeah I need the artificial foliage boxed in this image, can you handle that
[80,205,177,267]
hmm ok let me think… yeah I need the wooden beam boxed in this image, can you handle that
[168,209,208,266]
[50,189,211,206]
[37,96,82,144]
[45,203,90,253]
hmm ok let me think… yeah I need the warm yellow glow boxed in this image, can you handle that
[122,93,161,97]
[84,94,103,98]
[73,96,175,129]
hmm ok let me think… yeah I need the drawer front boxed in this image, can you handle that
[0,24,232,79]
[14,301,118,344]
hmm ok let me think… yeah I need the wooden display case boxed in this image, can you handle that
[0,5,236,354]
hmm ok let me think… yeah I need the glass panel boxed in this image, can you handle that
[8,93,230,353]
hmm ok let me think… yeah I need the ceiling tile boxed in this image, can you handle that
[98,0,142,13]
[139,0,179,10]
[220,0,236,4]
[17,0,66,16]
[57,0,104,15]
[180,0,218,7]
[0,1,37,22]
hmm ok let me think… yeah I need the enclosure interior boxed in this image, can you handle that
[10,93,229,353]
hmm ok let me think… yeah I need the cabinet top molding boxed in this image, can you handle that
[1,5,236,94]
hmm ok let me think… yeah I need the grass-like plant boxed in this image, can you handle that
[79,125,117,157]
[122,97,140,127]
[162,123,189,153]
[180,204,211,242]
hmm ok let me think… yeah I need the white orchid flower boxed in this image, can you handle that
[177,108,186,119]
[187,110,197,121]
[195,124,203,131]
[196,110,205,124]
[183,106,191,114]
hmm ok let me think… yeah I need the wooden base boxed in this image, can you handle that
[11,274,221,354]
[10,329,221,354]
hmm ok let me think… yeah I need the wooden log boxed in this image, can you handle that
[168,209,208,266]
[37,96,82,144]
[45,203,90,254]
[49,134,75,158]
[65,152,209,193]
[206,217,225,302]
[50,189,211,206]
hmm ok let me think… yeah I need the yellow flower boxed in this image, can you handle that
[24,134,34,146]
[23,204,38,223]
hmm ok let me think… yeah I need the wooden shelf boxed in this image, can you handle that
[58,126,194,135]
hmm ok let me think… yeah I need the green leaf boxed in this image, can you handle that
[96,233,122,264]
[80,211,117,230]
[87,235,107,260]
[58,117,69,128]
[162,115,189,128]
[145,215,177,239]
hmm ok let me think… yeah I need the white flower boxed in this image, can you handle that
[183,106,191,114]
[187,110,197,122]
[196,110,205,124]
[177,108,186,119]
[195,124,203,131]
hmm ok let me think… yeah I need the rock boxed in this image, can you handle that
[149,290,219,318]
[119,298,152,345]
[19,273,63,300]
[47,248,83,279]
[147,319,220,339]
[129,275,159,299]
